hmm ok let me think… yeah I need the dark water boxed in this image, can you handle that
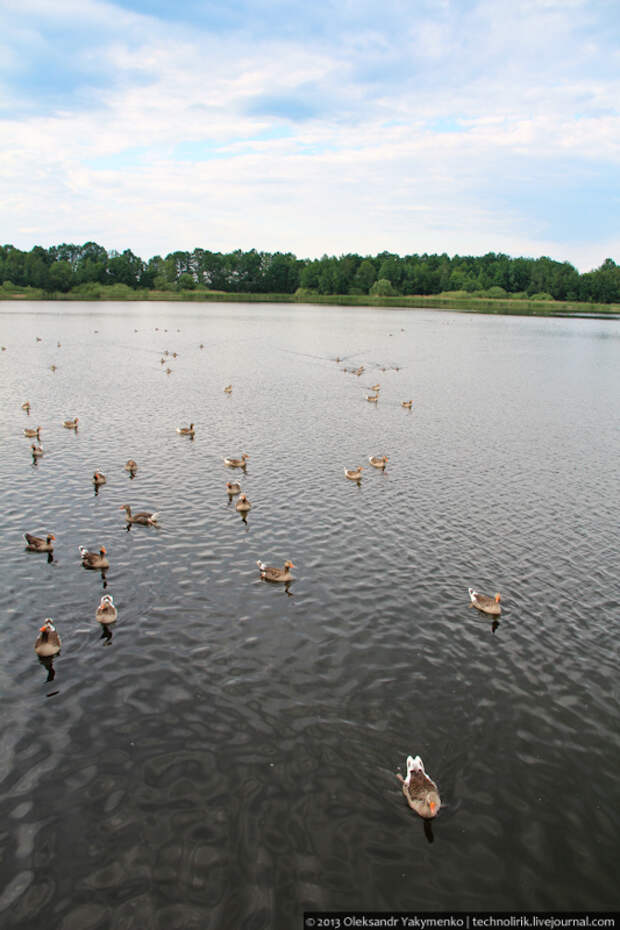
[0,301,618,928]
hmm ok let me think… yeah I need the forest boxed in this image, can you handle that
[1,242,620,303]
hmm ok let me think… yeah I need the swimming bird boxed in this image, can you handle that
[176,423,195,437]
[63,417,79,429]
[468,587,501,616]
[226,481,241,495]
[396,755,441,819]
[344,466,364,481]
[257,560,295,583]
[224,454,249,468]
[224,385,232,393]
[370,384,380,391]
[366,394,379,403]
[235,493,251,512]
[34,619,61,656]
[24,426,41,438]
[93,470,106,486]
[401,400,413,409]
[24,532,55,552]
[79,545,109,569]
[120,504,159,526]
[96,595,118,625]
[124,459,138,473]
[22,401,31,412]
[368,455,388,469]
[31,443,43,458]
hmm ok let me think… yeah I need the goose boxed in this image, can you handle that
[34,619,61,656]
[92,470,106,486]
[176,423,195,437]
[79,545,109,569]
[24,426,41,438]
[401,400,413,409]
[24,532,55,552]
[257,560,295,583]
[22,401,31,412]
[95,595,118,625]
[124,459,138,473]
[50,365,57,372]
[226,481,241,495]
[235,494,251,513]
[366,394,379,403]
[31,443,43,458]
[468,587,501,616]
[368,455,388,469]
[63,417,79,429]
[224,385,232,393]
[224,454,249,468]
[344,466,364,481]
[396,755,441,819]
[120,504,159,526]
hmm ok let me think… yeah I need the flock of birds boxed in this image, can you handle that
[17,329,502,823]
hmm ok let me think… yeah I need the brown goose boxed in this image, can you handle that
[235,493,251,512]
[176,423,195,437]
[24,532,55,552]
[34,619,61,657]
[93,470,106,486]
[226,481,241,495]
[31,443,43,458]
[120,504,159,526]
[401,400,413,409]
[368,455,389,469]
[468,588,501,616]
[365,394,379,403]
[95,595,118,625]
[256,560,295,583]
[344,466,364,481]
[24,426,41,438]
[396,755,441,819]
[224,385,232,393]
[124,459,138,473]
[224,454,249,468]
[63,417,79,429]
[79,545,109,569]
[22,401,31,412]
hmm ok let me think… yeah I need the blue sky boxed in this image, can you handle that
[1,0,619,270]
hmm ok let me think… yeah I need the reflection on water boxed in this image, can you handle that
[0,301,619,926]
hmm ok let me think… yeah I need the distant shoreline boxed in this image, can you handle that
[1,287,619,318]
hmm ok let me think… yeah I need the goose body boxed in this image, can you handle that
[93,470,106,486]
[63,417,79,429]
[226,481,241,495]
[366,394,379,403]
[124,459,138,473]
[257,560,295,583]
[120,504,159,526]
[24,532,55,552]
[176,423,195,437]
[96,595,118,625]
[24,426,41,438]
[368,455,388,469]
[224,385,232,393]
[79,545,109,569]
[468,587,501,616]
[396,755,441,819]
[370,384,380,391]
[235,493,251,512]
[35,619,61,657]
[401,400,413,409]
[224,454,249,468]
[344,466,364,481]
[22,401,31,412]
[31,443,43,458]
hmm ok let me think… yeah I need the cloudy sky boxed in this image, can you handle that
[1,0,619,270]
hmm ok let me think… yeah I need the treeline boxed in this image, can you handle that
[1,242,620,302]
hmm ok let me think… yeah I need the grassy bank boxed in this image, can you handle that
[1,282,618,317]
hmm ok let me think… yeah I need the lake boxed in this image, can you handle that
[0,300,618,928]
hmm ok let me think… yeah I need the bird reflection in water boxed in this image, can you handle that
[38,655,56,682]
[100,624,114,644]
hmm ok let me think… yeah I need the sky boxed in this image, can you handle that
[1,0,619,271]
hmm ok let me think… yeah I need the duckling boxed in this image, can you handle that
[368,455,388,469]
[226,481,241,495]
[24,426,41,438]
[124,459,138,473]
[401,400,413,409]
[96,595,118,625]
[344,466,364,481]
[31,443,43,458]
[224,454,249,468]
[63,417,79,429]
[224,385,232,393]
[79,545,109,569]
[34,619,61,657]
[396,755,441,819]
[176,423,195,437]
[92,470,106,486]
[468,587,501,616]
[22,401,31,412]
[119,504,159,526]
[235,493,251,512]
[24,532,55,552]
[256,560,295,583]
